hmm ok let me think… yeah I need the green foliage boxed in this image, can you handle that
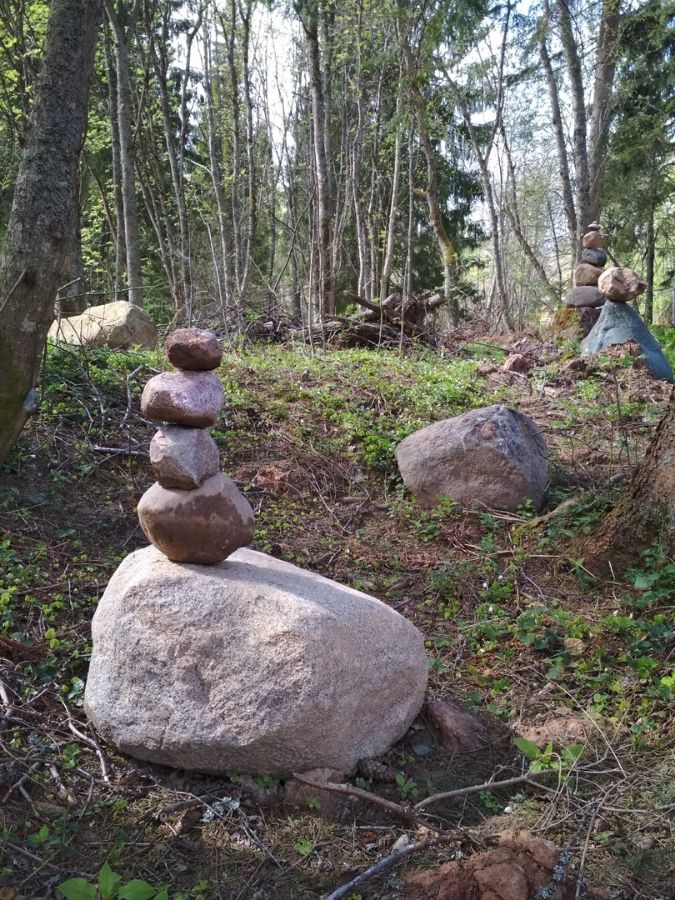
[59,864,169,900]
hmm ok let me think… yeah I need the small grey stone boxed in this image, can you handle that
[581,248,607,267]
[564,286,605,309]
[149,426,220,489]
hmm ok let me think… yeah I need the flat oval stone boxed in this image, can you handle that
[575,263,602,287]
[564,286,604,308]
[137,473,254,564]
[141,371,224,427]
[166,328,222,371]
[581,248,607,267]
[150,426,220,490]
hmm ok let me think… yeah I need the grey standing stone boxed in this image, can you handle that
[84,545,428,774]
[396,405,548,511]
[581,301,673,382]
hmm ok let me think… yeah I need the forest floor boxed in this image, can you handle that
[0,328,674,900]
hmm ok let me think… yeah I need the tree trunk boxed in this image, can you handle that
[644,209,654,324]
[587,0,620,224]
[556,0,591,250]
[538,16,577,267]
[303,7,334,318]
[104,23,126,296]
[0,0,101,466]
[585,388,675,573]
[103,0,144,307]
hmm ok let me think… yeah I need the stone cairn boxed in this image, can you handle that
[563,222,607,332]
[137,328,254,564]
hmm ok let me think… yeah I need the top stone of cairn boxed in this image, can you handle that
[166,328,223,371]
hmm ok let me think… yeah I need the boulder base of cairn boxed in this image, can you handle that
[598,266,646,302]
[396,405,548,511]
[575,263,603,287]
[581,302,674,382]
[141,371,224,427]
[48,301,157,350]
[137,473,254,563]
[84,545,428,774]
[166,328,223,371]
[149,426,220,489]
[564,286,604,309]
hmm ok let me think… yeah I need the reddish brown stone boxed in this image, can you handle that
[582,231,603,249]
[425,698,489,751]
[575,263,602,286]
[137,473,253,564]
[149,426,220,489]
[141,371,224,427]
[165,328,222,370]
[502,353,534,374]
[598,266,647,302]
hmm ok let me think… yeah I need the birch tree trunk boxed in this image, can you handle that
[0,0,101,465]
[103,0,144,307]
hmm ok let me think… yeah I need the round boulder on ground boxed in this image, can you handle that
[166,328,223,371]
[149,426,220,489]
[396,405,548,512]
[141,370,224,427]
[137,472,254,563]
[84,545,428,774]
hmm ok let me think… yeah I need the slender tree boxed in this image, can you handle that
[0,0,102,465]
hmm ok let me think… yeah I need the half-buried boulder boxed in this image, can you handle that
[581,301,673,382]
[48,300,157,349]
[84,545,428,774]
[396,405,548,511]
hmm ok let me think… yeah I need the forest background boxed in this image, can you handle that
[0,0,673,339]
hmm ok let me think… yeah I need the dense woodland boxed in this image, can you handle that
[1,1,675,898]
[0,0,673,331]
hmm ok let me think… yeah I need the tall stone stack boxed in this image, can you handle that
[564,222,607,312]
[84,325,429,775]
[137,328,254,563]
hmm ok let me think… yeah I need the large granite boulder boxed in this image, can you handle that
[396,405,548,511]
[581,301,673,382]
[48,300,157,350]
[84,545,428,774]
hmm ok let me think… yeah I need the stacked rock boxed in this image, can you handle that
[137,328,254,563]
[564,222,607,310]
[581,267,673,381]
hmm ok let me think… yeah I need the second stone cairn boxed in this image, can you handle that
[137,328,254,564]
